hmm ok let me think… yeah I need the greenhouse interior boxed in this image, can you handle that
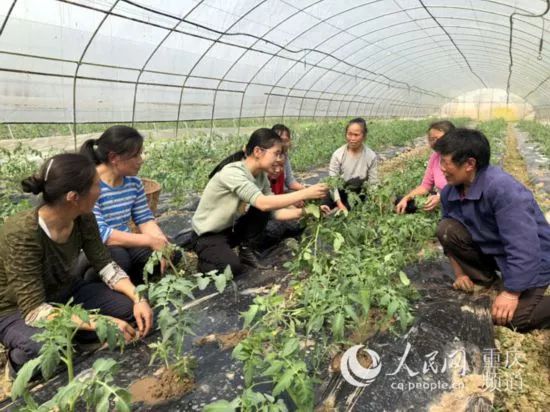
[0,0,549,411]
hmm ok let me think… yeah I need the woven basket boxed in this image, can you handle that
[141,177,161,214]
[129,177,161,233]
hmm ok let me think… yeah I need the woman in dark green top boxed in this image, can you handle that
[0,153,153,373]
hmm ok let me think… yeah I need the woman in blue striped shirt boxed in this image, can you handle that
[80,126,171,283]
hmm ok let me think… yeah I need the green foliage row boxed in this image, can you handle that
[477,118,507,162]
[517,120,550,162]
[207,156,439,411]
[0,119,274,140]
[0,117,470,222]
[0,117,352,140]
[141,118,470,205]
[0,116,472,141]
[0,146,45,224]
[207,118,506,411]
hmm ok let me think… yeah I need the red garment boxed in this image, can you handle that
[270,172,285,194]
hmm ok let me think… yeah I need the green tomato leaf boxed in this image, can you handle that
[387,300,399,317]
[115,394,132,412]
[11,357,41,399]
[223,265,234,281]
[281,338,300,357]
[93,358,117,374]
[262,360,284,377]
[242,304,259,328]
[272,368,295,396]
[331,312,345,341]
[343,304,359,323]
[96,389,111,412]
[304,204,320,219]
[214,274,227,293]
[203,399,239,412]
[333,232,344,252]
[399,271,411,286]
[196,276,211,291]
[40,345,60,379]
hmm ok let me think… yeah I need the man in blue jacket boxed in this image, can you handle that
[434,128,550,332]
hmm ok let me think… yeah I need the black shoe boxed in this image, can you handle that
[239,246,270,270]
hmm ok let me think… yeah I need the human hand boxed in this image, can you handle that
[110,317,137,342]
[424,194,440,212]
[336,200,348,214]
[148,234,169,251]
[491,291,519,326]
[320,205,332,216]
[395,196,410,214]
[338,205,348,214]
[453,274,474,292]
[304,183,329,200]
[133,300,154,338]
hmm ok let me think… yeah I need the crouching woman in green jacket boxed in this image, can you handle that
[0,153,153,373]
[191,128,328,275]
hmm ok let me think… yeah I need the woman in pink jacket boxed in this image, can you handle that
[395,120,455,213]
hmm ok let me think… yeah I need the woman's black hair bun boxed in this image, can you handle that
[21,175,45,195]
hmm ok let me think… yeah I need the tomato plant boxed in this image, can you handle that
[12,301,127,411]
[138,253,233,380]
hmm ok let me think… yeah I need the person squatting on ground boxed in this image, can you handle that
[207,124,305,256]
[80,126,178,284]
[190,128,328,275]
[0,154,153,373]
[270,123,305,194]
[250,124,306,252]
[395,120,455,214]
[321,117,378,215]
[435,128,550,332]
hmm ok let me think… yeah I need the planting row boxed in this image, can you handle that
[205,119,509,410]
[4,117,507,411]
[0,118,467,223]
[517,120,550,161]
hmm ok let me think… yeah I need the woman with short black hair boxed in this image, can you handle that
[321,117,378,214]
[395,120,455,214]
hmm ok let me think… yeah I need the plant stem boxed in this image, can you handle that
[313,222,321,258]
[167,255,179,275]
[65,347,74,382]
[97,380,127,404]
[65,330,75,382]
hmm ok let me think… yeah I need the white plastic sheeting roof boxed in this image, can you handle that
[0,0,549,124]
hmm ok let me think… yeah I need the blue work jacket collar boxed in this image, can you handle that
[447,166,489,202]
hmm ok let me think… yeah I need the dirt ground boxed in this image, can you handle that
[128,366,195,406]
[491,126,550,411]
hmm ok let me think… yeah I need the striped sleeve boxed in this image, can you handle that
[131,179,155,225]
[93,203,113,243]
